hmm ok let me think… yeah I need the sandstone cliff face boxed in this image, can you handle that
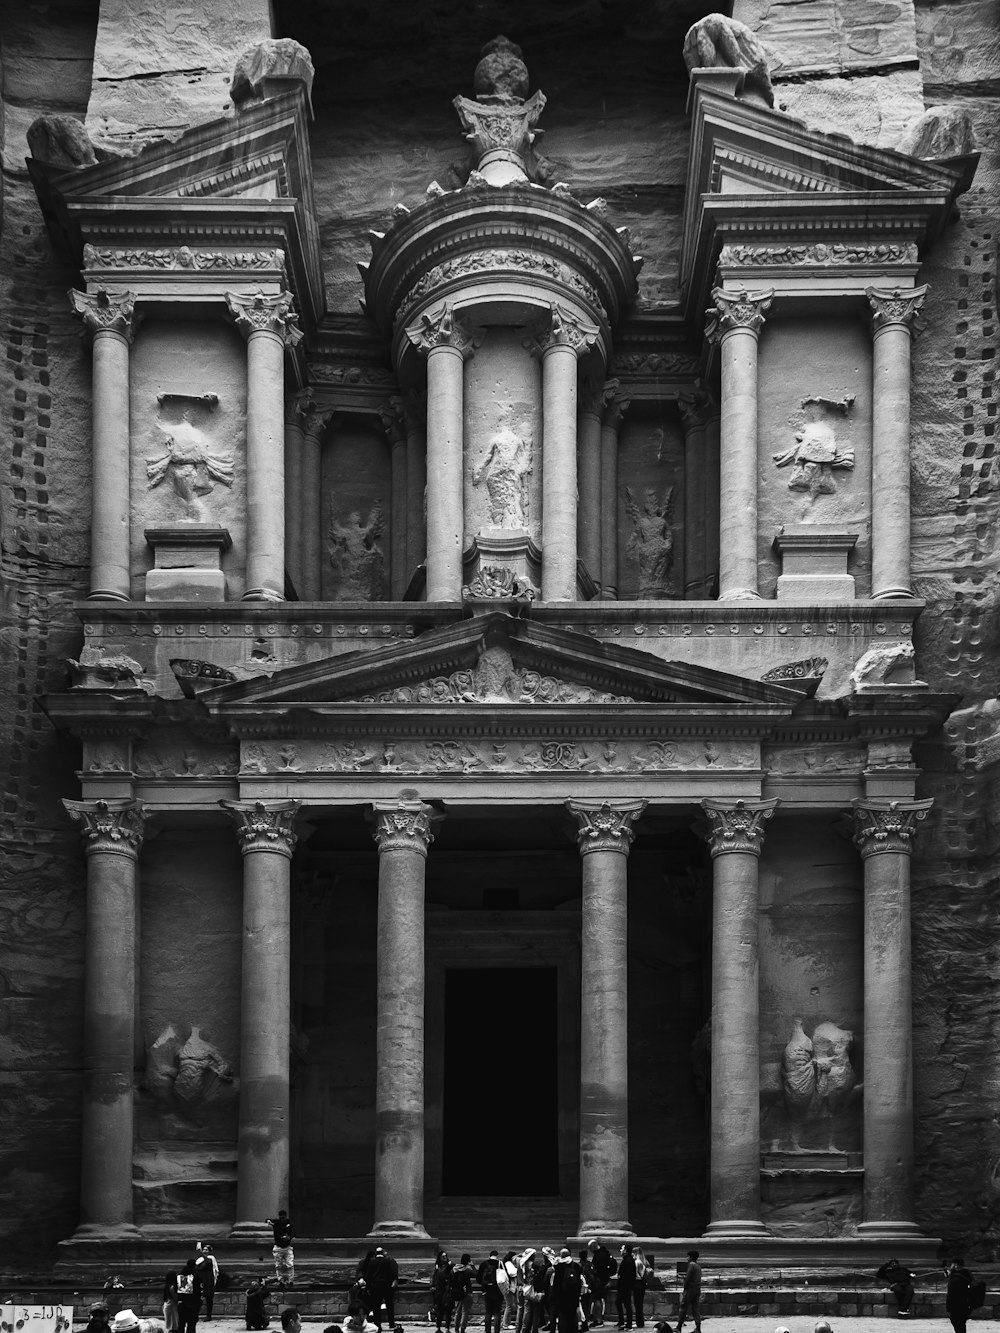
[1,0,999,1259]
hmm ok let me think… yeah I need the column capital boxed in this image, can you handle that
[866,285,928,336]
[405,303,483,359]
[70,287,141,344]
[371,800,436,857]
[378,397,408,446]
[700,798,778,857]
[602,394,631,431]
[303,404,335,442]
[678,385,716,433]
[225,290,303,347]
[286,392,313,429]
[706,286,773,342]
[63,798,147,858]
[220,799,300,857]
[581,376,620,420]
[567,799,647,855]
[852,798,933,857]
[530,303,600,359]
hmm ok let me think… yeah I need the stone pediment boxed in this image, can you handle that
[190,613,802,712]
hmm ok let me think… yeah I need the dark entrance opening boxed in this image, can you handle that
[442,966,560,1195]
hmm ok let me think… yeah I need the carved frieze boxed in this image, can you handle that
[309,364,397,388]
[720,242,918,267]
[612,351,699,378]
[761,656,829,687]
[133,736,239,778]
[401,250,602,316]
[83,244,285,271]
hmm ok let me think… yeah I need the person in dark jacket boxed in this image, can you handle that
[615,1246,637,1331]
[479,1251,505,1333]
[877,1260,916,1318]
[946,1257,973,1333]
[366,1246,400,1332]
[579,1252,596,1331]
[551,1250,585,1333]
[176,1259,203,1333]
[432,1252,455,1332]
[451,1255,477,1333]
[586,1244,616,1328]
[675,1252,701,1333]
[194,1245,217,1320]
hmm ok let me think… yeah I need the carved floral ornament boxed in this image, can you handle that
[852,798,933,857]
[224,290,303,346]
[220,798,300,857]
[720,242,919,267]
[866,285,928,335]
[63,798,147,857]
[399,250,604,320]
[69,287,141,343]
[700,797,779,857]
[83,244,286,272]
[529,303,600,358]
[405,303,484,358]
[567,799,647,855]
[371,800,436,856]
[705,286,773,341]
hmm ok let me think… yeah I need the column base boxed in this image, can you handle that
[70,1222,143,1240]
[857,1221,924,1238]
[368,1220,431,1239]
[230,1221,276,1242]
[717,588,761,601]
[576,1220,635,1239]
[703,1220,770,1237]
[871,588,915,600]
[86,590,131,603]
[241,588,285,602]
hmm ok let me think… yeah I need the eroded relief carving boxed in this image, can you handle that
[720,243,918,267]
[779,1018,859,1153]
[472,426,533,527]
[463,566,538,600]
[132,739,239,778]
[147,411,235,521]
[761,656,829,687]
[850,640,918,691]
[682,12,774,105]
[773,397,855,499]
[144,1023,235,1127]
[623,485,676,597]
[68,646,152,692]
[328,502,387,600]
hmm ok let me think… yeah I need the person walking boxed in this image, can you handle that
[366,1245,400,1332]
[267,1211,295,1287]
[451,1255,477,1333]
[432,1252,455,1332]
[501,1251,519,1331]
[675,1252,701,1333]
[945,1257,974,1333]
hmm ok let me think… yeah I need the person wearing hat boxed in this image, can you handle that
[112,1312,140,1333]
[551,1249,585,1333]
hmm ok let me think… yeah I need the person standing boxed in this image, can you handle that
[268,1211,295,1287]
[615,1246,637,1331]
[451,1255,477,1333]
[632,1249,649,1330]
[366,1245,400,1332]
[587,1243,616,1328]
[479,1251,505,1333]
[675,1252,701,1333]
[946,1257,973,1333]
[501,1251,519,1331]
[521,1253,550,1333]
[194,1244,218,1320]
[431,1252,455,1332]
[163,1271,180,1333]
[551,1249,585,1333]
[176,1259,203,1333]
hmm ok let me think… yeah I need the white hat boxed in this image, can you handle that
[112,1312,140,1332]
[815,1322,834,1333]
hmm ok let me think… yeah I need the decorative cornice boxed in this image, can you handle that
[220,798,300,857]
[530,303,600,358]
[721,241,918,268]
[705,286,773,342]
[700,798,778,857]
[63,798,147,858]
[84,244,285,272]
[866,285,928,336]
[567,798,647,856]
[852,798,933,857]
[225,290,303,346]
[371,800,436,857]
[69,287,141,343]
[405,303,484,359]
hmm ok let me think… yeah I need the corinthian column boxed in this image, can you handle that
[568,799,647,1237]
[866,287,927,600]
[220,799,300,1237]
[707,287,772,601]
[406,306,481,602]
[301,405,333,601]
[63,798,147,1234]
[853,798,933,1236]
[226,292,303,601]
[533,305,599,601]
[70,289,142,602]
[700,798,778,1234]
[369,800,436,1237]
[600,395,629,600]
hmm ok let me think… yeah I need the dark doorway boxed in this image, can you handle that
[442,967,560,1195]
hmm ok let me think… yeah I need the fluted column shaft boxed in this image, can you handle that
[569,799,646,1237]
[853,798,932,1235]
[226,292,303,602]
[284,397,306,597]
[708,288,772,601]
[70,289,141,601]
[701,798,777,1234]
[64,798,147,1234]
[867,287,927,599]
[600,397,629,600]
[370,801,435,1237]
[301,408,332,601]
[221,799,299,1236]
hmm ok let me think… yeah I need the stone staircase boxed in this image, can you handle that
[422,1196,580,1251]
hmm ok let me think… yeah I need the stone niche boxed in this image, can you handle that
[757,314,873,600]
[758,816,864,1236]
[130,318,248,600]
[617,404,686,600]
[321,418,391,601]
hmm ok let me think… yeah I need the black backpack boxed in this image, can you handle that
[969,1279,987,1310]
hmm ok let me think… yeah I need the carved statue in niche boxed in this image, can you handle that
[773,396,855,499]
[780,1017,859,1152]
[143,1022,235,1130]
[328,501,387,600]
[147,403,234,521]
[623,485,676,597]
[472,424,533,528]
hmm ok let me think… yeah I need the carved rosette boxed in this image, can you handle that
[852,798,933,857]
[64,798,147,859]
[567,799,647,856]
[700,798,779,857]
[69,287,141,344]
[866,285,928,337]
[405,303,483,360]
[225,291,303,347]
[530,303,600,359]
[705,286,773,342]
[221,799,300,857]
[372,800,436,857]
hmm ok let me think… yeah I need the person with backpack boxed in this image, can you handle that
[500,1251,519,1331]
[176,1258,203,1333]
[479,1251,505,1333]
[586,1243,616,1328]
[551,1249,585,1333]
[432,1252,455,1332]
[945,1256,978,1333]
[267,1211,295,1287]
[451,1254,477,1333]
[521,1252,551,1333]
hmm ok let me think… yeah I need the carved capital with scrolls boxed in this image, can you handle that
[379,397,408,446]
[866,285,928,337]
[706,286,773,342]
[852,798,933,858]
[567,799,647,856]
[405,303,483,360]
[581,376,620,420]
[371,800,436,857]
[678,386,715,433]
[700,798,778,857]
[64,798,147,859]
[220,799,300,857]
[602,394,631,431]
[530,303,600,359]
[225,290,303,347]
[70,287,142,344]
[303,405,335,442]
[286,393,313,429]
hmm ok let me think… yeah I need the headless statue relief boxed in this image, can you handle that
[623,484,676,597]
[329,501,387,600]
[146,415,234,520]
[780,1017,859,1152]
[472,426,533,528]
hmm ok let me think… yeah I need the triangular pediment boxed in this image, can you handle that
[187,613,802,713]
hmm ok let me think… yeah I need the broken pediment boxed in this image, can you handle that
[190,612,803,712]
